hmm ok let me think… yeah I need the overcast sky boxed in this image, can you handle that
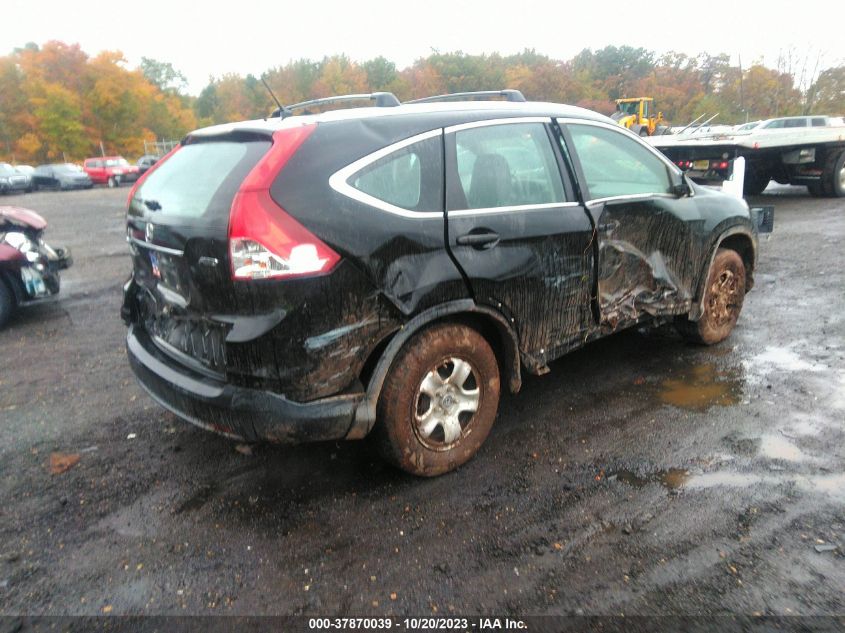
[3,0,842,95]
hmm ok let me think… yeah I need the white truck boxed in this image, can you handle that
[648,115,845,197]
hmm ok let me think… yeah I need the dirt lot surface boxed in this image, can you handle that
[0,186,843,618]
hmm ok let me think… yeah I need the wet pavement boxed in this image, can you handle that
[0,186,843,617]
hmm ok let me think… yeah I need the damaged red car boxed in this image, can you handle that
[0,206,73,329]
[122,90,773,476]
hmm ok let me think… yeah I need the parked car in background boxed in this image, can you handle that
[83,156,140,187]
[0,163,32,194]
[123,90,772,477]
[13,165,35,179]
[0,206,72,329]
[136,155,159,176]
[758,115,844,129]
[32,164,93,190]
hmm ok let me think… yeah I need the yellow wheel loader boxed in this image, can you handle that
[611,97,670,136]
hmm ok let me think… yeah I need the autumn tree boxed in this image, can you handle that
[0,41,196,163]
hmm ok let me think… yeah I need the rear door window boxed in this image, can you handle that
[450,122,566,210]
[134,140,270,221]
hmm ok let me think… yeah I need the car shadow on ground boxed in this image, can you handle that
[152,323,735,529]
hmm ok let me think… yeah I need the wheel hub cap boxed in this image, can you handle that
[414,358,480,449]
[707,269,740,326]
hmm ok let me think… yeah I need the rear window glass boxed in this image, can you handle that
[136,140,269,221]
[349,135,442,213]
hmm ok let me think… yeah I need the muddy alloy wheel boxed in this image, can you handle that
[374,323,500,477]
[676,248,746,345]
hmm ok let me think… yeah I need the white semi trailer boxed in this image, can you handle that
[648,117,845,197]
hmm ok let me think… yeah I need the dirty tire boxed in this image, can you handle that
[374,323,500,477]
[807,182,825,197]
[743,165,769,196]
[676,248,746,345]
[820,150,845,198]
[107,176,117,188]
[0,279,14,330]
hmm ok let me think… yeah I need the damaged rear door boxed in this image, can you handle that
[559,119,702,329]
[444,118,595,370]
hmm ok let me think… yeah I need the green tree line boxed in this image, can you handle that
[1,41,842,164]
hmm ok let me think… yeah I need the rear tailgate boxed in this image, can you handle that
[126,135,271,377]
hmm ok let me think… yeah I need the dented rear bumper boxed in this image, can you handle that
[126,324,363,444]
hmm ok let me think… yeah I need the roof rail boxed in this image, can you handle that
[405,89,526,104]
[270,92,400,117]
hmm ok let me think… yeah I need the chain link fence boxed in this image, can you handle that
[143,140,179,157]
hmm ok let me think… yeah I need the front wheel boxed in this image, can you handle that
[107,176,117,188]
[676,248,746,345]
[374,323,501,477]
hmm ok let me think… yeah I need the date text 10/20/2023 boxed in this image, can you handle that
[307,618,528,630]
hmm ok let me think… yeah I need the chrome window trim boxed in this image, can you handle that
[328,128,444,220]
[445,116,552,134]
[128,236,184,256]
[329,118,578,219]
[587,192,678,206]
[449,201,580,217]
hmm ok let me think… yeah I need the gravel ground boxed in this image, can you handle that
[0,186,843,618]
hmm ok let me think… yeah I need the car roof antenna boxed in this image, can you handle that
[260,75,290,119]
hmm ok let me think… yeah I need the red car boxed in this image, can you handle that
[82,156,140,187]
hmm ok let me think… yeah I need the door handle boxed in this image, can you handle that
[456,231,500,249]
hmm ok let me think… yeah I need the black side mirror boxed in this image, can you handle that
[672,180,690,198]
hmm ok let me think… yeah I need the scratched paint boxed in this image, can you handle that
[123,105,759,448]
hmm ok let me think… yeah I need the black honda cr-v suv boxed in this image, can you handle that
[123,90,766,476]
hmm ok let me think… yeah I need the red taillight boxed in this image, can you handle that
[228,124,340,281]
[710,160,729,170]
[126,144,181,207]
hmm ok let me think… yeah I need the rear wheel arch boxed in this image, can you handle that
[690,228,756,321]
[350,301,521,439]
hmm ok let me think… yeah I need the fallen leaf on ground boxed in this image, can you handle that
[50,453,80,475]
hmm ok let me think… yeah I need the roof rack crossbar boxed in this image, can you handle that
[406,89,526,104]
[271,92,400,117]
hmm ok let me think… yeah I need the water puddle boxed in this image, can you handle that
[611,468,691,490]
[685,472,845,503]
[743,345,826,381]
[658,363,743,411]
[612,468,845,503]
[759,434,807,462]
